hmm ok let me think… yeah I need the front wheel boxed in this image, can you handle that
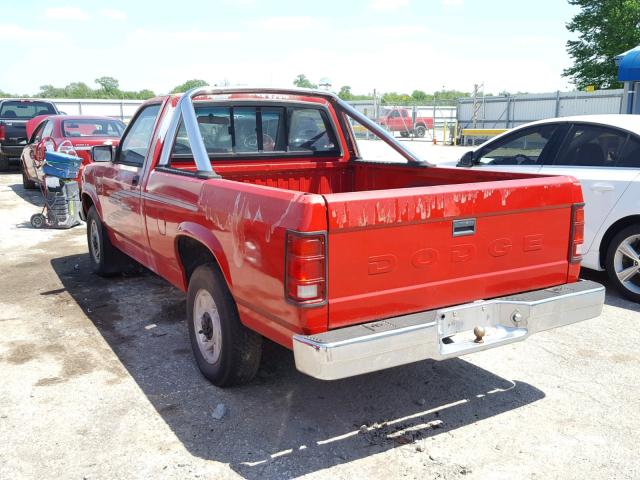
[187,264,262,387]
[414,125,427,137]
[86,206,125,276]
[605,224,640,302]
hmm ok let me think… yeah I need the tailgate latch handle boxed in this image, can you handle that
[453,218,476,237]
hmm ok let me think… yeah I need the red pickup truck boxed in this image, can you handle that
[379,107,434,138]
[80,87,604,387]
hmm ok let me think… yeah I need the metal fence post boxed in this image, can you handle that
[555,90,560,117]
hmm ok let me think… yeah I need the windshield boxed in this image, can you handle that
[0,101,57,119]
[62,119,125,138]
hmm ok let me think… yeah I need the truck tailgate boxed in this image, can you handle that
[323,176,581,329]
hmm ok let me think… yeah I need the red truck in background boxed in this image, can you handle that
[378,107,434,138]
[80,87,604,387]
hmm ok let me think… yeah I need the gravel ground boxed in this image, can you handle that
[0,158,639,479]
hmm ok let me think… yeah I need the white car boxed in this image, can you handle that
[453,115,640,301]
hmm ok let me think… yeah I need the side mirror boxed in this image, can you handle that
[92,145,113,162]
[457,150,475,168]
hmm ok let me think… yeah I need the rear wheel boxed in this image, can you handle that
[605,224,640,302]
[414,125,427,137]
[187,264,262,387]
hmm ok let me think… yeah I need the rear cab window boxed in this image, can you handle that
[0,101,56,119]
[170,102,339,163]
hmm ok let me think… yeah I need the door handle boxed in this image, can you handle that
[131,175,140,186]
[590,183,614,192]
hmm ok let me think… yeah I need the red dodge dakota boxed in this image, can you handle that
[80,87,604,387]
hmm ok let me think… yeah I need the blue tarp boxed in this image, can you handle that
[618,45,640,81]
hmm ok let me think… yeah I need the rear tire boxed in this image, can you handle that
[605,224,640,303]
[86,206,125,276]
[414,125,427,138]
[187,264,262,387]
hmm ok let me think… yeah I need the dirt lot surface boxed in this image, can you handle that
[1,167,639,480]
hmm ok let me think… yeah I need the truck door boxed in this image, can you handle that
[99,103,161,264]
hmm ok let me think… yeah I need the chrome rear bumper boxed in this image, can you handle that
[293,280,605,380]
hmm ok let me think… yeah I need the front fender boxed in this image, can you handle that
[80,180,103,219]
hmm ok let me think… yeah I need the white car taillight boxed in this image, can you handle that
[57,140,78,156]
[285,231,327,305]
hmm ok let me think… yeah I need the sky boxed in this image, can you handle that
[0,0,580,96]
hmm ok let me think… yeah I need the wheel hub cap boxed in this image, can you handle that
[90,220,100,263]
[193,289,222,364]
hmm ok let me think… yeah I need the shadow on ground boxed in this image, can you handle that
[580,268,640,312]
[51,252,546,479]
[9,182,44,207]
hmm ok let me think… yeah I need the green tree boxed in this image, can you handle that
[338,85,353,100]
[293,74,318,89]
[564,0,640,89]
[95,76,120,96]
[411,90,430,102]
[170,79,208,94]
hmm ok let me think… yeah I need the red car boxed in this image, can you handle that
[20,115,125,189]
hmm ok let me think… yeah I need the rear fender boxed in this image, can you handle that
[175,221,231,289]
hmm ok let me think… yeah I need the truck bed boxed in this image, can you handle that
[172,158,541,193]
[165,158,581,329]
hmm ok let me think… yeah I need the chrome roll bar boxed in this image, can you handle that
[158,86,433,176]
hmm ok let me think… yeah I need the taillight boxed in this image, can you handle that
[57,140,78,157]
[0,124,5,141]
[285,231,327,305]
[569,204,585,263]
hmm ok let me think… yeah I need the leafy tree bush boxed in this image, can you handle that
[564,0,640,89]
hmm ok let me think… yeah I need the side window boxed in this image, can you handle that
[618,136,640,168]
[476,125,558,166]
[389,110,400,118]
[288,108,337,152]
[555,124,628,167]
[41,121,54,139]
[118,104,161,166]
[30,122,47,143]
